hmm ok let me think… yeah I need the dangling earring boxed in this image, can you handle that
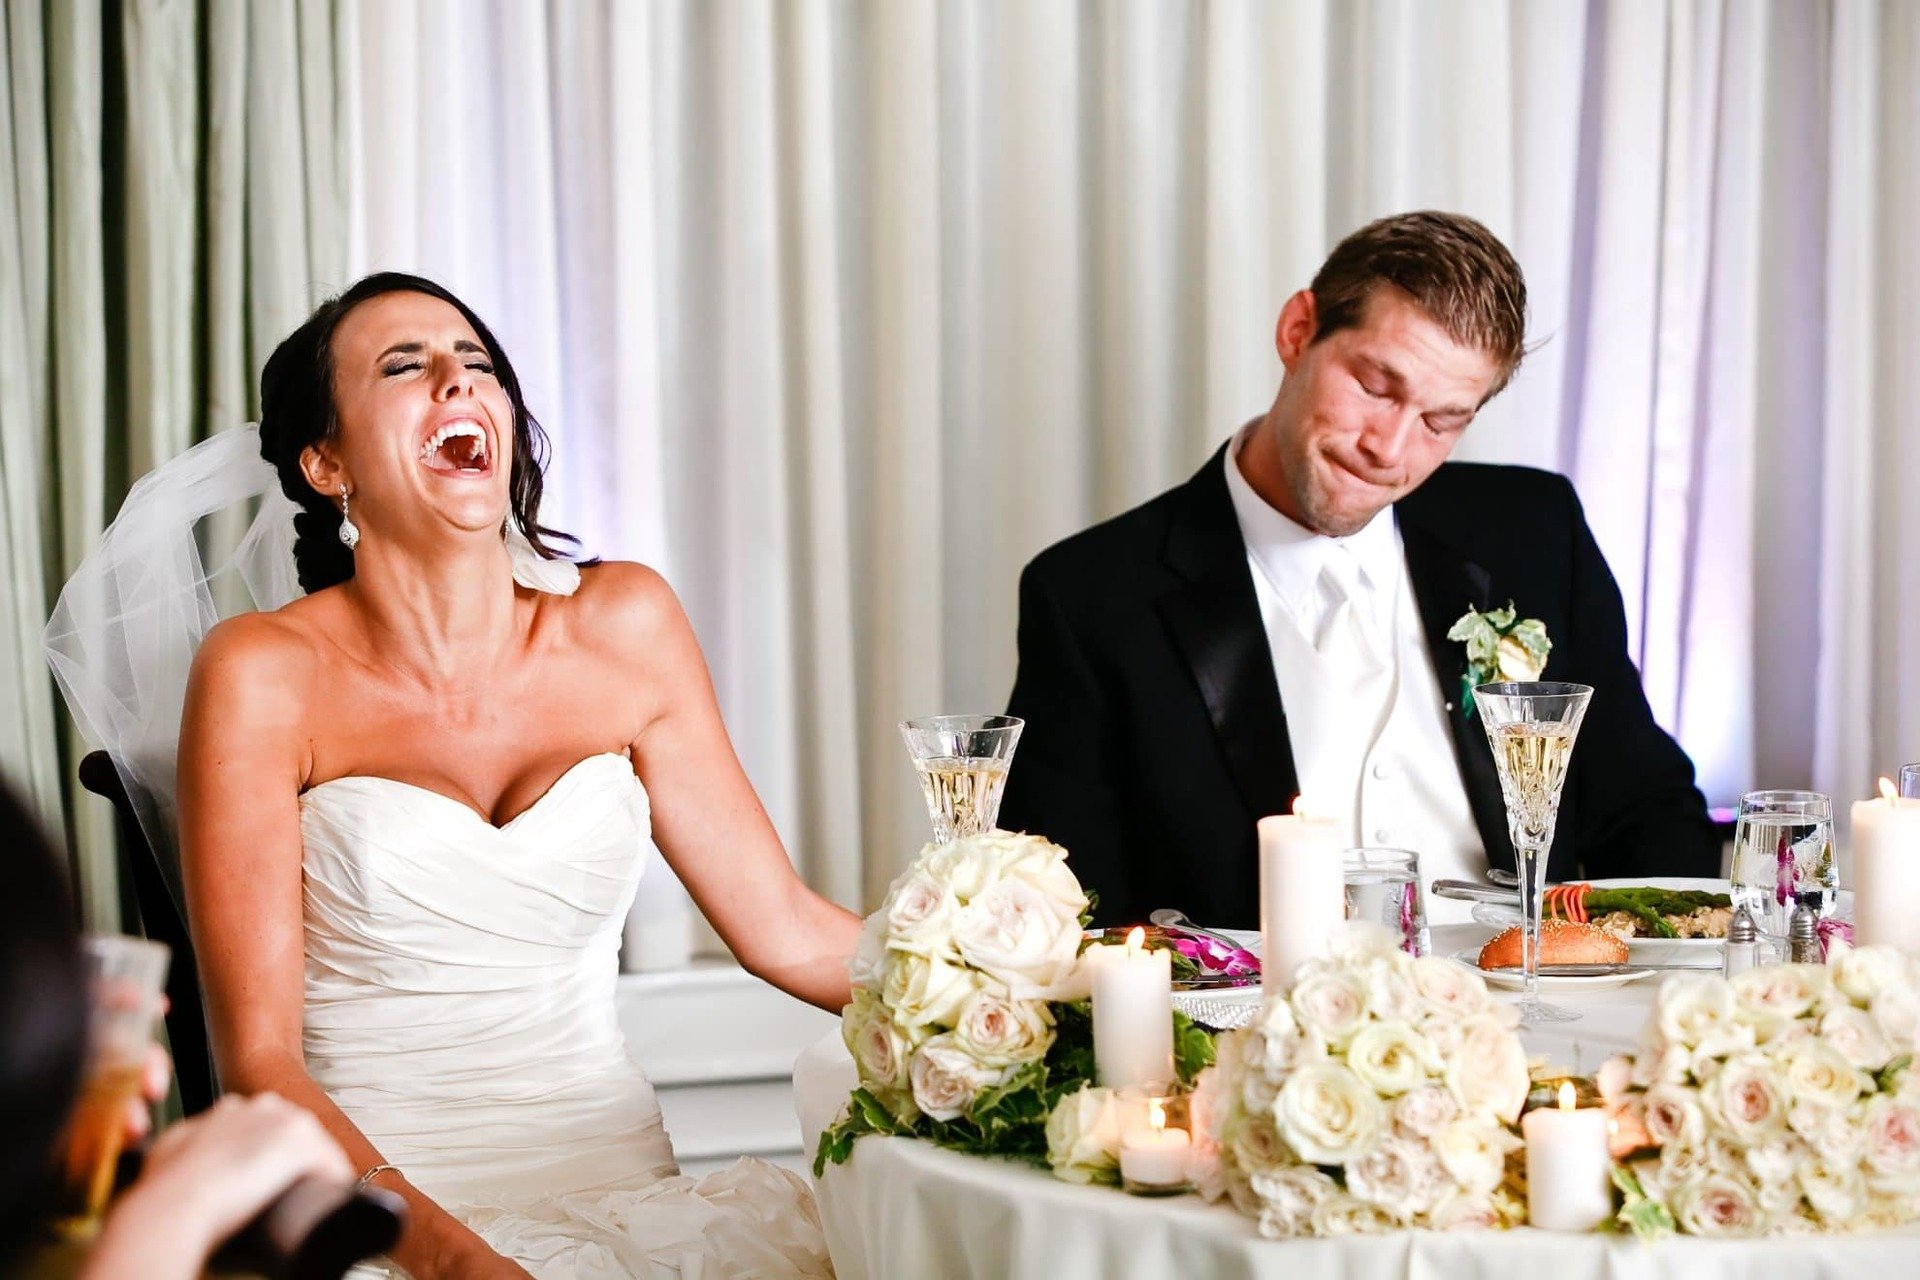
[338,484,360,549]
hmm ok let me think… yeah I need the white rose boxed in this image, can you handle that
[1705,1055,1787,1142]
[1863,1095,1920,1193]
[1443,1016,1530,1122]
[1346,1135,1446,1218]
[1776,1037,1866,1110]
[1290,972,1370,1049]
[952,986,1054,1067]
[995,834,1090,918]
[918,839,1002,901]
[1731,966,1826,1039]
[1799,1157,1866,1224]
[843,988,918,1094]
[1246,1166,1337,1239]
[1309,1191,1399,1236]
[1329,919,1405,965]
[1346,1021,1439,1097]
[1632,1040,1695,1089]
[1250,998,1326,1075]
[1391,1086,1460,1140]
[1743,1137,1799,1189]
[1223,1108,1288,1175]
[1788,1102,1866,1165]
[951,877,1083,998]
[881,951,979,1031]
[1834,944,1914,1005]
[907,1033,1007,1121]
[1657,974,1752,1056]
[1641,1083,1706,1150]
[1872,985,1920,1054]
[1274,1063,1385,1165]
[1820,1005,1896,1071]
[1494,633,1545,682]
[1676,1174,1768,1237]
[882,871,963,957]
[1044,1084,1122,1184]
[1408,955,1491,1018]
[848,910,890,989]
[1187,1064,1230,1201]
[1432,1118,1517,1195]
[1428,1188,1505,1231]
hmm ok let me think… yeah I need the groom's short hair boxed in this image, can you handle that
[1308,211,1529,395]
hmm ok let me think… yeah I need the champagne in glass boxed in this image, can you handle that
[1474,682,1593,1024]
[899,715,1023,842]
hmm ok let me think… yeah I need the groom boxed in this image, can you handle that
[999,211,1720,928]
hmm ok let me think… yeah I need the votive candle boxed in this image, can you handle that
[1118,1098,1190,1191]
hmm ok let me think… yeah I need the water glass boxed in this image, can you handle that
[1342,847,1429,956]
[56,934,170,1235]
[1901,764,1920,799]
[898,714,1023,842]
[1729,790,1836,940]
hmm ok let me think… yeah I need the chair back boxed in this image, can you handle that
[78,751,217,1115]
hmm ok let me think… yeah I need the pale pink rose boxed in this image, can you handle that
[1444,1017,1529,1121]
[1675,1174,1768,1237]
[1820,1005,1895,1071]
[952,986,1054,1067]
[1346,1136,1446,1219]
[1246,1166,1338,1239]
[882,870,962,956]
[1788,1101,1866,1165]
[1706,1055,1786,1141]
[1730,966,1825,1039]
[1642,1083,1706,1149]
[1863,1095,1920,1193]
[1409,955,1491,1017]
[907,1034,1008,1121]
[951,877,1083,998]
[1290,971,1369,1048]
[1391,1087,1459,1140]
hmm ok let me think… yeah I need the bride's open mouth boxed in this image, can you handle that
[419,419,493,476]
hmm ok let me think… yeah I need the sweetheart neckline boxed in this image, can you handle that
[300,751,634,831]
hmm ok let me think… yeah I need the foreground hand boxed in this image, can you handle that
[84,1092,353,1279]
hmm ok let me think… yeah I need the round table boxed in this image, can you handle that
[795,924,1920,1279]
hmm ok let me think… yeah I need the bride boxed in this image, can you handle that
[164,274,859,1277]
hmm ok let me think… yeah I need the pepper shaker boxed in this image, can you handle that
[1787,893,1822,964]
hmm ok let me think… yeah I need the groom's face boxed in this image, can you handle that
[1262,286,1503,538]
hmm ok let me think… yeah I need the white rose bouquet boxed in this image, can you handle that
[817,831,1214,1175]
[1190,922,1528,1235]
[1600,944,1920,1238]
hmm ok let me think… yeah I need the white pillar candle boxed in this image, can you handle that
[1119,1099,1191,1189]
[1088,928,1174,1088]
[1523,1083,1613,1232]
[1852,779,1920,956]
[1259,803,1346,994]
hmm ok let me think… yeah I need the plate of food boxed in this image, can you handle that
[1452,919,1655,990]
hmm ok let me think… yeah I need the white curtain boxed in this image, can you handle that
[339,0,1919,912]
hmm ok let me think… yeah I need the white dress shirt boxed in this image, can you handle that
[1222,429,1488,921]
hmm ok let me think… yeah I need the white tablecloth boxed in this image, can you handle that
[795,925,1920,1279]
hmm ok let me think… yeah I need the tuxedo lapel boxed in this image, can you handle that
[1157,448,1299,823]
[1397,509,1516,873]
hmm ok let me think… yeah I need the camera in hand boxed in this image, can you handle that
[209,1175,405,1280]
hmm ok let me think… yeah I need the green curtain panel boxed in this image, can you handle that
[1,0,348,928]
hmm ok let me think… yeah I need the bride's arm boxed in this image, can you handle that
[598,564,862,1013]
[176,616,530,1280]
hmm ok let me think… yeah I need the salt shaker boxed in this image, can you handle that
[1723,903,1758,978]
[1787,895,1821,964]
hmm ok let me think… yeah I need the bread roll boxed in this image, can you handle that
[1477,919,1628,969]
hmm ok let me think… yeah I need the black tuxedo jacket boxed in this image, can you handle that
[999,445,1721,929]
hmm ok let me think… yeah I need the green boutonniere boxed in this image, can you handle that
[1446,601,1552,714]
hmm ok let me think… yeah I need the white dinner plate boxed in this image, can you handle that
[1448,948,1656,991]
[1470,877,1853,964]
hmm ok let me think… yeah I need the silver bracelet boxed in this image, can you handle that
[355,1162,400,1190]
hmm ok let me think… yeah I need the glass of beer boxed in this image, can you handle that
[898,714,1023,842]
[56,934,170,1236]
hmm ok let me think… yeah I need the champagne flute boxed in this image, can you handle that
[1474,682,1593,1024]
[898,714,1023,842]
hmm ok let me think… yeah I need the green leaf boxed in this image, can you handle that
[1879,1054,1913,1093]
[1173,1011,1217,1082]
[1608,1163,1674,1241]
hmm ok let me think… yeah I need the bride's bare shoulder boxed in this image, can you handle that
[187,591,338,702]
[566,560,688,637]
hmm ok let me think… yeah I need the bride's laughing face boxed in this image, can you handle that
[308,290,515,543]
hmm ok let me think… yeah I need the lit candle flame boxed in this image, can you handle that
[1881,776,1899,804]
[1148,1098,1166,1132]
[1125,926,1145,955]
[1558,1080,1576,1112]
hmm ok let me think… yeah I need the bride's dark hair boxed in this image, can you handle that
[258,272,580,594]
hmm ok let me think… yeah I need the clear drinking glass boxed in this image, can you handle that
[56,934,170,1237]
[1900,764,1920,800]
[1474,681,1593,1024]
[1342,847,1430,956]
[1729,790,1836,941]
[898,714,1024,842]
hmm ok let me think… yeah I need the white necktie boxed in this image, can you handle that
[1313,551,1383,672]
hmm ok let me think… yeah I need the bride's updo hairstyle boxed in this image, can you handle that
[258,272,578,594]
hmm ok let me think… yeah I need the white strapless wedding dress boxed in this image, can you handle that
[299,751,832,1278]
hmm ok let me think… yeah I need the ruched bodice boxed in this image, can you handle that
[298,753,831,1277]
